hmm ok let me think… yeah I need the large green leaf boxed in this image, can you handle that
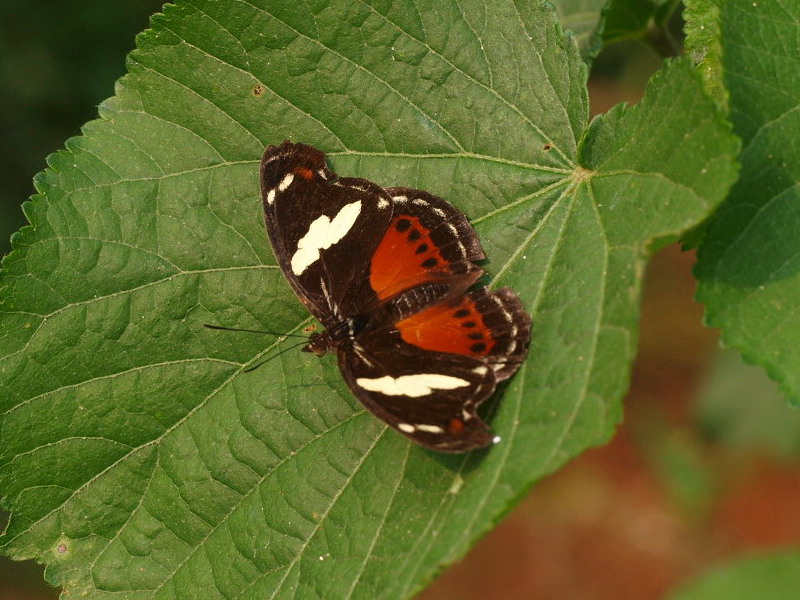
[694,0,800,401]
[0,1,737,598]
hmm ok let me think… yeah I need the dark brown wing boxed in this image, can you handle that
[338,333,497,452]
[339,287,530,452]
[261,141,393,327]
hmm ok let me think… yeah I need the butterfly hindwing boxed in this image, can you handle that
[339,287,531,452]
[395,286,531,381]
[338,331,497,452]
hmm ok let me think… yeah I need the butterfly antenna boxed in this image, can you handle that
[204,323,314,371]
[203,323,309,339]
[243,339,309,372]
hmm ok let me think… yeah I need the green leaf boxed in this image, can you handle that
[683,0,727,108]
[669,551,800,600]
[552,0,608,58]
[696,349,800,459]
[0,1,738,598]
[694,0,800,402]
[602,0,662,43]
[598,0,683,59]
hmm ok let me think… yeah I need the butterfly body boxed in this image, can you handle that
[261,141,530,452]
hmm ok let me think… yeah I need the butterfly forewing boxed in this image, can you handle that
[261,141,393,326]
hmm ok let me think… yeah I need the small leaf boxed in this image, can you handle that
[553,0,608,57]
[696,349,800,459]
[683,0,727,108]
[0,1,738,598]
[669,551,800,600]
[602,0,662,43]
[695,0,800,402]
[600,0,683,58]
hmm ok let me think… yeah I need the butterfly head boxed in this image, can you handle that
[302,332,332,357]
[302,315,369,356]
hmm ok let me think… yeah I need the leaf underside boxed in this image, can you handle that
[0,1,737,598]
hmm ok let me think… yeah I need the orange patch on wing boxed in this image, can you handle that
[396,296,495,356]
[293,166,314,180]
[370,215,449,300]
[448,418,465,434]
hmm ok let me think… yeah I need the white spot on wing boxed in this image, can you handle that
[415,424,444,434]
[352,344,374,368]
[446,223,468,260]
[355,373,470,397]
[291,201,362,275]
[398,423,415,433]
[266,189,276,204]
[493,295,512,322]
[278,172,295,191]
[319,277,339,317]
[377,198,390,209]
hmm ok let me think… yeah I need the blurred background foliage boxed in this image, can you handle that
[0,0,164,258]
[2,2,800,599]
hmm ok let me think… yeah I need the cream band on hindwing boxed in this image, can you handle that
[355,373,470,397]
[397,423,445,434]
[290,201,362,275]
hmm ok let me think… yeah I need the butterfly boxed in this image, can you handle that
[260,141,531,452]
